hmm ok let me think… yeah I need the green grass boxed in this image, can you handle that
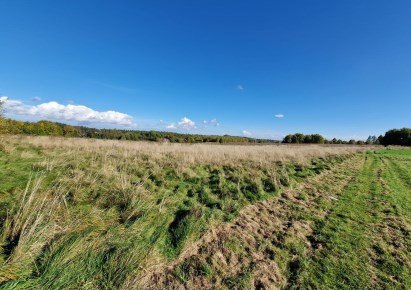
[1,137,409,289]
[0,137,352,289]
[376,149,411,156]
[290,149,411,289]
[129,148,411,289]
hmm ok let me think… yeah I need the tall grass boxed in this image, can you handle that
[0,174,68,283]
[0,135,370,289]
[11,135,367,165]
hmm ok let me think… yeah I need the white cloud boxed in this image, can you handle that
[237,85,244,90]
[275,114,285,118]
[167,117,196,130]
[0,96,7,111]
[242,130,252,137]
[31,97,41,102]
[2,97,135,126]
[178,117,196,129]
[203,118,220,127]
[209,118,219,126]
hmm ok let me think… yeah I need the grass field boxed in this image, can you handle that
[140,149,411,289]
[0,136,409,289]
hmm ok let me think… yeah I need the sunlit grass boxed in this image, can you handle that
[0,135,368,289]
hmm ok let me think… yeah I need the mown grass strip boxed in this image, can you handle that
[291,150,411,290]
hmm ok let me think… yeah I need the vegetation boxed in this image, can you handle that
[292,149,411,289]
[0,119,278,144]
[0,116,387,145]
[143,149,411,289]
[283,133,326,144]
[282,133,374,145]
[0,136,366,289]
[0,100,6,134]
[380,128,411,146]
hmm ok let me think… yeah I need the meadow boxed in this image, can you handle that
[145,149,411,290]
[0,136,409,289]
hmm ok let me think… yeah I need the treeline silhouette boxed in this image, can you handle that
[380,128,411,146]
[282,133,373,145]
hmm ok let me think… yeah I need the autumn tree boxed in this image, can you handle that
[0,98,7,133]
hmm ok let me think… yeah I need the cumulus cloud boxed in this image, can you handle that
[1,97,135,126]
[178,117,196,129]
[167,117,196,130]
[242,130,252,137]
[166,123,177,129]
[31,97,42,102]
[203,118,220,127]
[0,96,7,112]
[275,114,284,118]
[237,85,244,90]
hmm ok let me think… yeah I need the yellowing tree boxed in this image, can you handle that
[0,99,7,134]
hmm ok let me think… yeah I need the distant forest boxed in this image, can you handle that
[0,117,409,146]
[282,133,380,145]
[0,119,277,144]
[282,130,411,146]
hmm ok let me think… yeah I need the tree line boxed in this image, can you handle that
[282,133,371,145]
[283,131,411,146]
[379,128,411,146]
[0,101,409,145]
[0,118,278,144]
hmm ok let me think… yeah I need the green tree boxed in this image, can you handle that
[381,128,411,146]
[63,125,78,137]
[311,134,325,144]
[292,133,305,144]
[303,135,313,143]
[283,134,293,143]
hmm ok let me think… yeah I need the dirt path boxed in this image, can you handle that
[132,154,365,289]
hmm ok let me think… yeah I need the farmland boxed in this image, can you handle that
[0,136,409,289]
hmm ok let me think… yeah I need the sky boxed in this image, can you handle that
[1,0,410,140]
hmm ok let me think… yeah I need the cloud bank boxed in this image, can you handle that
[1,97,135,126]
[275,114,284,118]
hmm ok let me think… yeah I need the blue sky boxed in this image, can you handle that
[1,0,410,140]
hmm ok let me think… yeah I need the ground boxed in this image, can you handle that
[0,136,409,289]
[139,150,411,290]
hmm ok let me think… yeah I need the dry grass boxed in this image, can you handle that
[0,174,69,282]
[0,135,375,289]
[7,135,370,165]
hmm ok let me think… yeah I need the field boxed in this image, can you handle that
[0,136,409,289]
